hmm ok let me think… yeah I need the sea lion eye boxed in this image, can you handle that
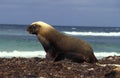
[31,26,37,31]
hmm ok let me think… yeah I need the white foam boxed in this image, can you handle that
[94,52,120,59]
[72,28,76,30]
[0,50,46,58]
[64,31,120,36]
[0,51,119,59]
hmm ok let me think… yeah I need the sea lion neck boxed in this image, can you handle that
[45,29,65,43]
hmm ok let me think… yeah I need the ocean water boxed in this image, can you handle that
[0,24,120,59]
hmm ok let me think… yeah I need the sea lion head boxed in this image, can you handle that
[27,22,42,34]
[27,21,54,35]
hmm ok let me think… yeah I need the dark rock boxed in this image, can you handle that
[0,56,119,78]
[105,67,120,78]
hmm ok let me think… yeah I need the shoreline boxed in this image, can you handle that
[0,50,120,59]
[0,56,120,78]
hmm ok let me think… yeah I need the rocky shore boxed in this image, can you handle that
[0,56,120,78]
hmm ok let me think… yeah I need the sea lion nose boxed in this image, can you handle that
[27,25,32,31]
[26,25,32,33]
[26,26,29,32]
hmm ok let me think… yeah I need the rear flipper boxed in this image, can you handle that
[54,53,65,61]
[54,53,85,63]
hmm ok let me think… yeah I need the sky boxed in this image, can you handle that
[0,0,120,26]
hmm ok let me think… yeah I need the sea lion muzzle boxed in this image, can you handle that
[27,25,40,34]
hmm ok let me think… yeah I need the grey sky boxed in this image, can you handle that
[0,0,120,26]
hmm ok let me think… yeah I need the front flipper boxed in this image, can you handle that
[37,35,60,61]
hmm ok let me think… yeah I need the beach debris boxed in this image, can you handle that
[0,56,119,78]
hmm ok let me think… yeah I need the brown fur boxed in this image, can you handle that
[27,21,98,63]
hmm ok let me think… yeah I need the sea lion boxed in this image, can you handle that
[27,21,98,63]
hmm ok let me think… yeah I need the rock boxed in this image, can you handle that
[67,67,72,70]
[0,56,120,78]
[105,67,120,78]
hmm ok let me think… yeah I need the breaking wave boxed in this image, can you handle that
[0,50,120,59]
[94,52,120,59]
[0,50,46,58]
[64,31,120,36]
